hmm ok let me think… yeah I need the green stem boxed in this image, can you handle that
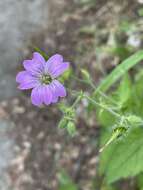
[84,94,121,118]
[88,79,118,105]
[71,93,83,109]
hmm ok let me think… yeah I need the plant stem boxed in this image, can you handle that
[84,94,121,118]
[71,93,83,109]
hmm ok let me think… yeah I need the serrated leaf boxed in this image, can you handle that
[127,115,143,126]
[100,128,143,184]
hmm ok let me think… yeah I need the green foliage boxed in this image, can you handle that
[100,128,143,184]
[96,51,143,185]
[116,74,131,107]
[81,69,90,81]
[58,103,77,136]
[126,115,143,126]
[58,118,68,129]
[106,45,132,60]
[138,8,143,17]
[67,121,76,137]
[119,20,133,33]
[94,50,143,94]
[59,68,72,83]
[58,171,78,190]
[77,0,96,7]
[137,173,143,190]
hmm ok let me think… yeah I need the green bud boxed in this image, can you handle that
[81,69,90,80]
[58,104,75,118]
[100,126,122,153]
[67,121,76,137]
[65,108,76,118]
[58,118,67,129]
[113,126,127,138]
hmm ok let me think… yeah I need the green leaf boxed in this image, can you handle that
[127,115,143,126]
[97,105,116,127]
[107,45,131,60]
[117,74,131,107]
[100,127,143,184]
[137,173,143,190]
[138,8,143,17]
[94,50,143,95]
[58,171,78,190]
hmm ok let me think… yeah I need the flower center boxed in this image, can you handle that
[40,74,52,85]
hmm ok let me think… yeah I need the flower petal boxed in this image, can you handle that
[42,85,52,105]
[47,54,63,66]
[52,80,66,97]
[23,60,43,75]
[31,85,53,106]
[49,81,59,103]
[49,80,66,103]
[31,86,43,106]
[16,71,39,90]
[44,54,63,73]
[16,71,33,83]
[18,81,38,90]
[23,52,45,75]
[50,62,69,78]
[33,52,45,64]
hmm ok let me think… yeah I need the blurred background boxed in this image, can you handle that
[0,0,143,189]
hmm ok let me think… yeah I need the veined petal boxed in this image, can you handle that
[47,54,63,66]
[31,86,43,106]
[44,54,63,74]
[49,80,66,103]
[16,71,33,83]
[52,80,66,97]
[16,71,39,90]
[50,62,69,78]
[49,81,59,103]
[42,85,52,105]
[33,52,45,64]
[23,52,45,75]
[23,60,43,75]
[18,81,38,90]
[31,85,53,106]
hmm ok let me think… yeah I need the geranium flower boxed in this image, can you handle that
[16,52,69,106]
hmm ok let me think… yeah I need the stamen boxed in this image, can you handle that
[40,74,52,84]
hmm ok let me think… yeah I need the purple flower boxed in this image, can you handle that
[16,52,69,106]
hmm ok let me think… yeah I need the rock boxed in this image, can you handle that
[0,0,49,100]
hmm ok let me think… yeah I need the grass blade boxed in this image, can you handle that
[94,50,143,94]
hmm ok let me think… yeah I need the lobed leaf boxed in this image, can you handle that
[100,128,143,184]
